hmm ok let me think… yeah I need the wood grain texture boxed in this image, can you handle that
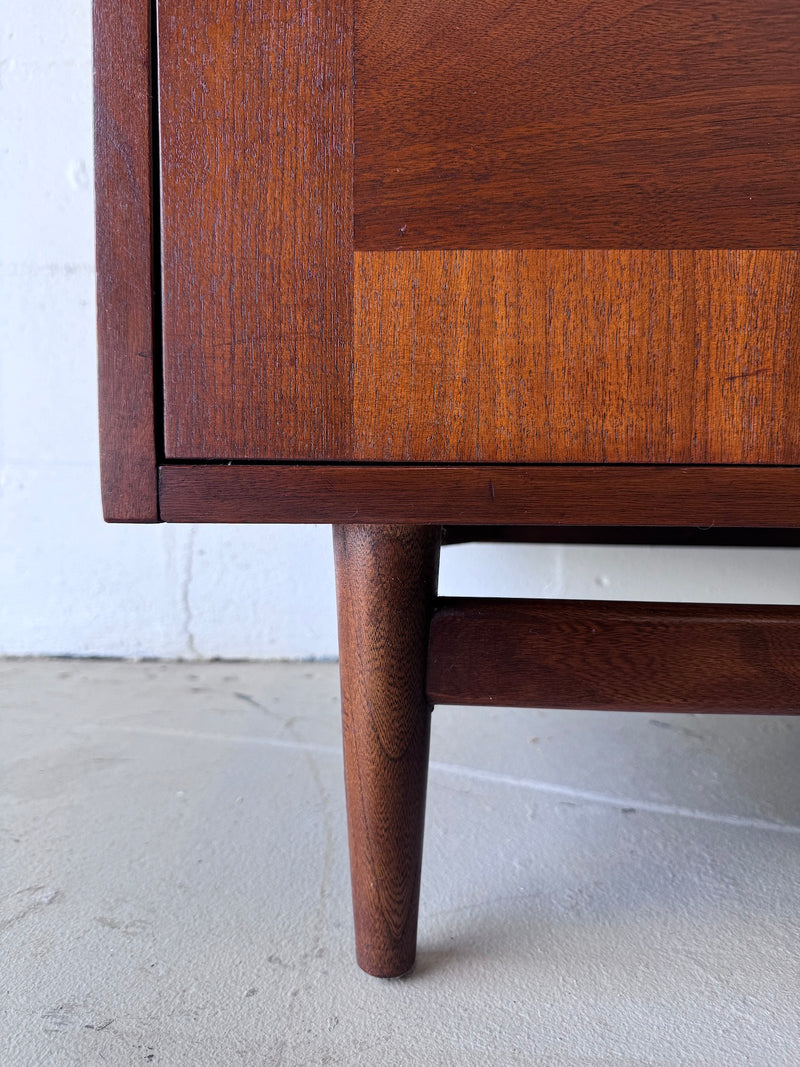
[94,0,159,521]
[428,598,800,713]
[354,250,800,463]
[355,0,800,249]
[158,464,800,527]
[158,0,353,460]
[333,525,441,977]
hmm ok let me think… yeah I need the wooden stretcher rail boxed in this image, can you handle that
[427,598,800,713]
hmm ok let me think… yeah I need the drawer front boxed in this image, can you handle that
[157,0,800,463]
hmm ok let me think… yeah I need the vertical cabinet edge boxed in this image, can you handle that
[94,0,161,522]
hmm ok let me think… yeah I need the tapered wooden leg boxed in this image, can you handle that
[333,524,442,977]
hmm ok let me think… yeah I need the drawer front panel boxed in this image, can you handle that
[158,1,799,463]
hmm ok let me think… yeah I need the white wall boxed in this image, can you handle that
[2,5,800,660]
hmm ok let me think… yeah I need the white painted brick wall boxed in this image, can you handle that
[2,5,799,659]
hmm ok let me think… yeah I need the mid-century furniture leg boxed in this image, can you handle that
[333,524,442,977]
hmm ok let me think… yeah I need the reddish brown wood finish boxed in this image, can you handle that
[355,0,800,249]
[99,0,800,981]
[354,250,800,463]
[428,598,800,713]
[157,0,353,461]
[159,464,800,527]
[155,1,800,465]
[94,0,159,521]
[333,525,442,977]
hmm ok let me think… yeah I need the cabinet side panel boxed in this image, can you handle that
[353,250,800,463]
[94,0,159,521]
[159,0,353,460]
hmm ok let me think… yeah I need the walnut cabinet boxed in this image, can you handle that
[96,0,800,975]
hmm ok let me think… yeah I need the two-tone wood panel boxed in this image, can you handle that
[351,0,800,464]
[150,0,800,469]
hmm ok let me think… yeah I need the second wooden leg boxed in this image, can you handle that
[333,524,441,978]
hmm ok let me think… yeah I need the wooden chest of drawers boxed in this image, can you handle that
[96,0,800,975]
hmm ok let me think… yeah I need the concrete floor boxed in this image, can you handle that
[1,659,799,1066]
